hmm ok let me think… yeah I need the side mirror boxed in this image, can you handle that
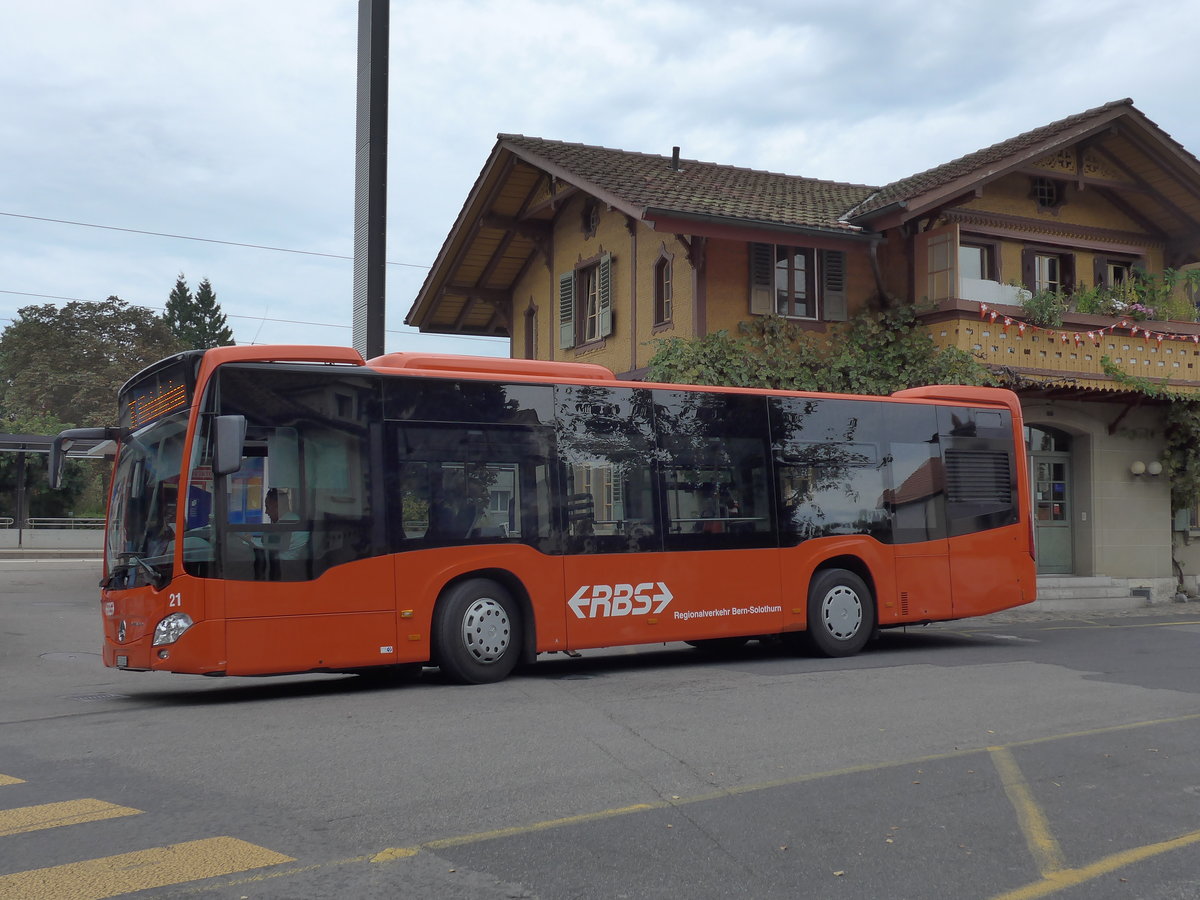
[213,415,247,476]
[49,427,113,489]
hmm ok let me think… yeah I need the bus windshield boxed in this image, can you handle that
[104,413,188,589]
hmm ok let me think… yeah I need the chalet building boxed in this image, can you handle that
[407,99,1200,601]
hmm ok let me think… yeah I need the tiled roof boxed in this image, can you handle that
[845,98,1137,219]
[499,134,877,234]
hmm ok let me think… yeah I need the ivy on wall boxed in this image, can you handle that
[646,306,996,396]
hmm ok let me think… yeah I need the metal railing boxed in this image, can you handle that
[0,517,12,529]
[23,517,105,530]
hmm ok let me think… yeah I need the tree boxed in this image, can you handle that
[0,297,186,428]
[646,307,996,395]
[163,273,193,340]
[163,273,235,349]
[189,277,234,348]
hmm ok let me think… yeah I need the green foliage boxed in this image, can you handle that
[1032,268,1200,323]
[0,297,186,428]
[1164,401,1200,515]
[1022,289,1067,328]
[647,307,996,396]
[0,298,184,518]
[0,410,102,518]
[164,273,192,339]
[164,273,235,349]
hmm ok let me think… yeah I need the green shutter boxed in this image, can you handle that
[559,271,576,349]
[749,243,773,315]
[598,253,613,338]
[820,250,847,321]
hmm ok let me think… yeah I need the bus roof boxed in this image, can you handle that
[186,345,1019,412]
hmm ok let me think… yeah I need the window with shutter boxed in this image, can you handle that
[749,242,846,321]
[566,253,615,348]
[654,254,673,325]
[749,243,774,315]
[820,250,847,322]
[597,252,613,339]
[559,271,575,349]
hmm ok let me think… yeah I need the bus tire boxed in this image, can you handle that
[806,568,874,658]
[433,578,521,685]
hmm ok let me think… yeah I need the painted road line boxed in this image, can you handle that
[0,799,140,837]
[988,827,1200,900]
[0,776,23,787]
[0,836,295,900]
[990,746,1067,876]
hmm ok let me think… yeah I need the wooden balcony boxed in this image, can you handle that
[916,299,1200,397]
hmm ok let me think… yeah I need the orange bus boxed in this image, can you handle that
[53,345,1035,684]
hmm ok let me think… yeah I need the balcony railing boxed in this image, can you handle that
[916,299,1200,395]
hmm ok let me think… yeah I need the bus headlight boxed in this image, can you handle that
[152,613,194,646]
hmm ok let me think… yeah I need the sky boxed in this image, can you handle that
[4,0,1200,360]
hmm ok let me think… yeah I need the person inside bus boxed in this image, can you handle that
[262,487,309,559]
[146,490,177,560]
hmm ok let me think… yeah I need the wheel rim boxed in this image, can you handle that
[820,585,863,641]
[461,597,511,664]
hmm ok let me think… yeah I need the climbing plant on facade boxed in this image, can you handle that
[646,306,997,396]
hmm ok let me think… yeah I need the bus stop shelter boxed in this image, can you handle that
[0,433,111,528]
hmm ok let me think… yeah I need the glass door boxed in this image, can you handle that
[1032,455,1072,574]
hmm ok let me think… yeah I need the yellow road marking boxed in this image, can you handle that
[0,836,294,900]
[1006,712,1200,749]
[0,776,23,787]
[373,803,657,861]
[1038,619,1200,631]
[192,711,1200,896]
[989,827,1200,900]
[990,747,1066,876]
[0,799,140,837]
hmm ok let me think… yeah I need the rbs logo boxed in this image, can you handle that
[568,582,673,619]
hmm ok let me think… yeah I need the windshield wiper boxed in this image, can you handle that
[110,553,167,590]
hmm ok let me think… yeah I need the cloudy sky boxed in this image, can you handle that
[4,0,1199,358]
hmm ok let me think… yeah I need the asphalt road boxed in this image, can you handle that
[3,560,1200,899]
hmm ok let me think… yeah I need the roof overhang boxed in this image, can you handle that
[642,207,877,248]
[848,104,1200,262]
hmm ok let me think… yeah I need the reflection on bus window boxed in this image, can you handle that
[556,384,659,554]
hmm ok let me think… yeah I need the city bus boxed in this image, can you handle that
[52,345,1036,684]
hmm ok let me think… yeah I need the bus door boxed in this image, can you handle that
[558,386,781,649]
[209,367,396,675]
[884,404,952,621]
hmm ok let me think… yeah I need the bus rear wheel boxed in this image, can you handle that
[433,578,521,685]
[806,568,874,657]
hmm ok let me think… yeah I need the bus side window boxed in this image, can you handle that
[656,391,775,551]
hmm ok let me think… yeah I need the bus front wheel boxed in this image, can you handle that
[433,578,521,685]
[806,568,874,657]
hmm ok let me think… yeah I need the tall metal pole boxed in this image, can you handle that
[352,0,388,360]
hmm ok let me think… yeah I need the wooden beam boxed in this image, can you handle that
[1089,145,1200,232]
[442,285,511,303]
[522,179,579,217]
[480,214,551,242]
[1117,124,1200,204]
[1094,186,1168,240]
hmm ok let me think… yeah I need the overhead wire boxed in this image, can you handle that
[0,211,431,268]
[0,211,508,345]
